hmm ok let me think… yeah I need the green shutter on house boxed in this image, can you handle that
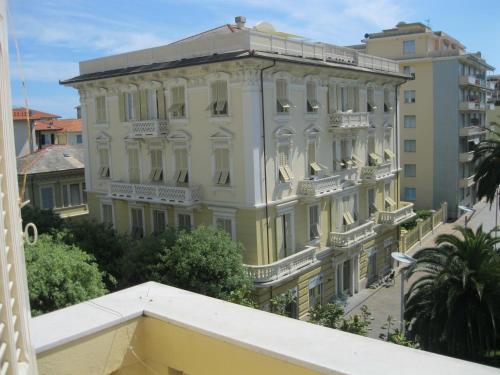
[119,93,125,122]
[157,88,166,120]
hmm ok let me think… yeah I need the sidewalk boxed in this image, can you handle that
[344,200,496,339]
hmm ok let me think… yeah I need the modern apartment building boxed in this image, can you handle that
[487,75,500,128]
[352,22,495,218]
[62,17,415,316]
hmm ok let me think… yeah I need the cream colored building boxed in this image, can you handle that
[352,22,495,218]
[62,17,416,316]
[487,75,500,129]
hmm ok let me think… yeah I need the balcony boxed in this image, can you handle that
[376,202,416,226]
[297,174,341,198]
[337,167,359,182]
[329,112,369,129]
[459,126,487,137]
[459,175,475,188]
[330,220,376,248]
[459,75,485,88]
[459,101,486,111]
[109,181,202,206]
[459,151,474,163]
[360,163,393,181]
[128,119,168,138]
[244,246,317,284]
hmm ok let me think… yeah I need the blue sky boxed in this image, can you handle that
[8,0,500,118]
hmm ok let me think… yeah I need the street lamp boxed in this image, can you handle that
[458,205,475,229]
[391,252,416,334]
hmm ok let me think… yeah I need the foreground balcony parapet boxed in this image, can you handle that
[459,125,487,137]
[360,163,394,181]
[329,112,369,129]
[128,119,169,138]
[110,181,202,206]
[298,174,341,198]
[330,220,376,248]
[377,202,416,226]
[244,246,317,284]
[32,282,498,375]
[459,101,486,111]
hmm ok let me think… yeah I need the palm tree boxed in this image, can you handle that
[404,226,500,361]
[473,129,500,204]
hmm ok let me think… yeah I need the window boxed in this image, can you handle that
[130,207,144,239]
[40,186,54,210]
[341,195,357,230]
[404,90,416,103]
[102,203,113,226]
[128,148,140,183]
[124,92,136,121]
[368,249,377,281]
[384,238,393,270]
[306,81,319,113]
[404,187,417,201]
[214,147,230,185]
[276,79,293,113]
[169,86,186,119]
[62,183,82,207]
[308,205,320,241]
[340,86,348,112]
[146,89,158,120]
[327,84,337,113]
[368,188,376,217]
[404,164,416,177]
[76,134,83,144]
[273,289,298,318]
[276,211,294,259]
[177,213,192,230]
[307,141,321,176]
[367,87,375,112]
[404,115,416,128]
[278,144,293,183]
[384,183,396,211]
[149,149,164,182]
[403,65,415,78]
[404,140,416,152]
[174,148,189,184]
[152,209,167,234]
[215,217,233,238]
[95,96,107,124]
[383,88,391,112]
[208,80,228,116]
[403,40,416,55]
[98,148,110,178]
[308,275,323,309]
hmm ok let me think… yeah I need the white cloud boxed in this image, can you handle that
[10,59,79,82]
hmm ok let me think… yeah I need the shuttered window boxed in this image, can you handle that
[149,149,164,182]
[177,213,192,230]
[208,80,228,116]
[102,203,113,226]
[215,217,233,238]
[95,95,107,123]
[214,148,230,185]
[309,205,320,241]
[306,81,319,113]
[124,92,136,121]
[276,79,293,113]
[174,148,189,184]
[130,208,144,238]
[98,148,110,178]
[278,144,293,182]
[40,186,54,209]
[152,209,167,234]
[128,149,140,183]
[146,89,158,120]
[169,86,186,118]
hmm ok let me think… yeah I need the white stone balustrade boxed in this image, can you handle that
[329,220,375,248]
[377,202,415,225]
[244,246,317,283]
[360,163,393,181]
[298,175,341,198]
[129,119,168,138]
[329,112,369,129]
[110,181,201,205]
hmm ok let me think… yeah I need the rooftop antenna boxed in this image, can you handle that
[425,18,431,28]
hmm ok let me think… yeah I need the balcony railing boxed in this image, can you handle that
[360,163,393,181]
[109,181,202,206]
[459,75,485,88]
[329,112,369,129]
[330,220,375,248]
[459,151,474,163]
[337,167,359,182]
[244,246,317,284]
[297,174,341,198]
[377,202,415,225]
[459,126,487,137]
[459,175,475,188]
[459,101,486,111]
[129,119,168,138]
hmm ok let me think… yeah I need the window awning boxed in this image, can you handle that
[369,153,383,164]
[384,149,396,159]
[310,162,322,173]
[385,197,397,207]
[343,211,355,226]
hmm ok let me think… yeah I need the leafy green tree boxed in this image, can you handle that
[21,205,63,235]
[25,234,107,316]
[338,305,372,336]
[270,291,297,317]
[309,303,372,336]
[379,315,417,348]
[404,226,500,360]
[153,226,252,300]
[473,129,500,204]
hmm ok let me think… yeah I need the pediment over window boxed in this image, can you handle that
[210,127,234,141]
[304,124,321,137]
[96,131,112,143]
[167,129,191,143]
[274,126,296,139]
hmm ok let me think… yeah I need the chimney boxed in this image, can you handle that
[235,16,246,29]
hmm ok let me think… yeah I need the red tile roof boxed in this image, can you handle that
[13,108,60,121]
[35,119,81,133]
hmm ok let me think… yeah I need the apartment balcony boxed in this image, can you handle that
[128,119,169,138]
[109,181,202,206]
[459,101,486,111]
[459,126,487,137]
[329,112,369,130]
[360,163,394,181]
[244,246,317,284]
[297,174,341,198]
[459,175,475,188]
[459,75,485,88]
[330,220,376,249]
[337,167,359,182]
[376,202,416,226]
[459,151,474,163]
